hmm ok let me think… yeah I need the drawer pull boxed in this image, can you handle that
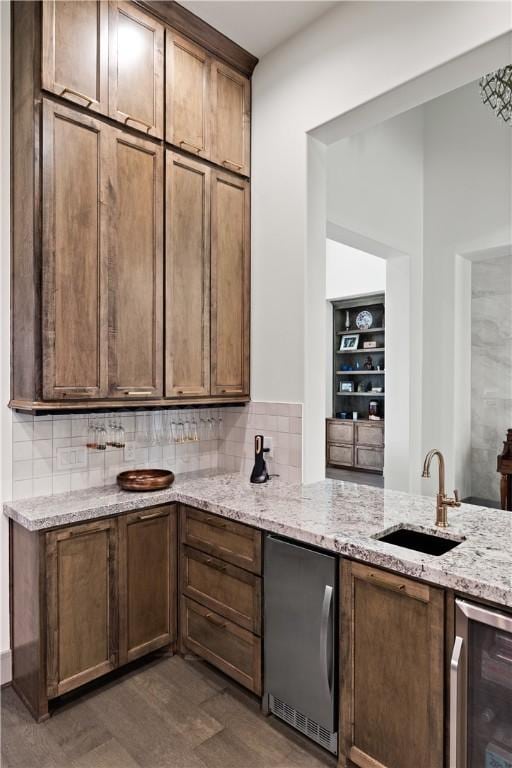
[125,390,153,396]
[222,159,243,171]
[205,558,226,572]
[179,140,202,153]
[60,86,94,105]
[205,612,226,629]
[124,114,153,132]
[206,516,226,529]
[368,573,406,594]
[137,511,164,521]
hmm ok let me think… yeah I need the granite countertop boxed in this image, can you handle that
[4,471,512,609]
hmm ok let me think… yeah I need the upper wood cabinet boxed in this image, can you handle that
[211,61,251,177]
[118,506,177,665]
[211,170,250,396]
[42,0,109,114]
[46,519,118,698]
[340,561,445,768]
[42,101,109,401]
[108,1,164,138]
[166,31,210,158]
[165,151,210,398]
[107,131,164,398]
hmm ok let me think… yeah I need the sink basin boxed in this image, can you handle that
[375,527,463,556]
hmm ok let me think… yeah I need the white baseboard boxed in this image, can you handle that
[1,649,12,685]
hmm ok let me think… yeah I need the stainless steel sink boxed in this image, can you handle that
[375,527,463,556]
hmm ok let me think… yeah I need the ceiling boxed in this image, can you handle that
[179,1,337,59]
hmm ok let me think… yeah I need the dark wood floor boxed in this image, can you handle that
[326,467,384,488]
[1,655,335,768]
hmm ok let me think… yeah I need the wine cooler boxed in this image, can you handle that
[451,599,512,768]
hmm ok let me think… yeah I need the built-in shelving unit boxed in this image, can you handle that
[327,292,385,474]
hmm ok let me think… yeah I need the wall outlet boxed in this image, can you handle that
[124,442,136,462]
[56,446,87,471]
[263,436,273,458]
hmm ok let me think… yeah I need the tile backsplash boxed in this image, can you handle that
[10,402,302,500]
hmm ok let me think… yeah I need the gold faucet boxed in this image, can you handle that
[422,449,461,527]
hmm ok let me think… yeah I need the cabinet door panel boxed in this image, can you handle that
[46,520,118,698]
[166,152,210,397]
[340,561,445,768]
[42,0,108,114]
[108,132,163,398]
[211,171,250,396]
[118,506,177,664]
[212,61,250,176]
[166,32,210,158]
[42,101,108,400]
[109,1,164,137]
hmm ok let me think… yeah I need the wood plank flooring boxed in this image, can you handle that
[1,655,335,768]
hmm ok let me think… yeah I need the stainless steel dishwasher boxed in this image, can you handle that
[263,535,338,754]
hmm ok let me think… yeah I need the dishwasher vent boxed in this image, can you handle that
[269,694,338,755]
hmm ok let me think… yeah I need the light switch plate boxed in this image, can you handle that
[263,436,273,458]
[56,446,87,471]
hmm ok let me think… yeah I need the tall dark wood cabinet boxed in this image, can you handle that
[211,170,251,396]
[41,101,109,401]
[107,131,164,398]
[11,0,256,412]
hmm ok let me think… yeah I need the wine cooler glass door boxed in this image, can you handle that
[451,600,512,768]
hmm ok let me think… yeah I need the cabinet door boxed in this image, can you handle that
[108,1,164,137]
[166,32,210,158]
[328,443,354,467]
[211,170,250,396]
[46,520,118,698]
[42,101,109,400]
[355,445,384,471]
[107,131,163,398]
[211,60,250,176]
[165,152,210,397]
[340,561,445,768]
[42,0,108,114]
[118,506,177,664]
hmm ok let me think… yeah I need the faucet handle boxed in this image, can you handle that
[452,489,461,507]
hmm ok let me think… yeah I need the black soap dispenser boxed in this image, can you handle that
[250,435,269,484]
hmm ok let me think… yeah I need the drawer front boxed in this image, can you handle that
[328,443,354,467]
[181,506,261,574]
[181,597,261,694]
[327,420,354,444]
[355,423,384,448]
[182,545,261,634]
[355,446,384,471]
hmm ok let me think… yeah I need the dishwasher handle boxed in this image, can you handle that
[320,584,333,698]
[450,635,464,768]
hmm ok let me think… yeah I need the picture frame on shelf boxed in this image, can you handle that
[340,382,354,392]
[339,334,359,351]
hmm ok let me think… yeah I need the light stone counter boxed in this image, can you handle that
[4,471,512,608]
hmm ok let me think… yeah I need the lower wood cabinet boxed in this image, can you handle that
[118,506,177,664]
[46,519,118,698]
[179,506,262,694]
[10,505,177,721]
[340,560,445,768]
[326,418,384,473]
[181,597,261,694]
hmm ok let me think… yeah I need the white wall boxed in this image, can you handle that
[326,240,386,300]
[0,0,12,681]
[422,81,512,496]
[325,108,423,490]
[251,0,512,483]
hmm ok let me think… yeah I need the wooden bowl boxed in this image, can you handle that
[117,469,175,492]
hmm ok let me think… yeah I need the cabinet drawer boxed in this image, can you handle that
[355,445,384,471]
[182,546,261,634]
[327,420,354,444]
[328,443,354,467]
[181,597,261,694]
[181,507,261,574]
[355,423,384,448]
